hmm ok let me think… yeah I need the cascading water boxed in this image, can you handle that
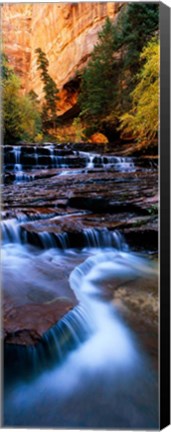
[3,234,158,428]
[2,213,158,428]
[1,219,22,244]
[4,145,140,184]
[83,227,125,249]
[34,146,39,165]
[78,151,136,171]
[87,154,95,169]
[1,218,126,251]
[49,146,58,168]
[3,142,158,429]
[13,146,21,165]
[13,146,23,181]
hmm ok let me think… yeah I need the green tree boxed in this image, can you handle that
[3,73,23,142]
[79,18,121,136]
[35,48,59,129]
[115,3,159,101]
[79,3,159,139]
[113,3,159,116]
[119,38,159,149]
[2,55,42,143]
[72,117,85,142]
[18,94,42,141]
[1,53,13,80]
[117,3,159,71]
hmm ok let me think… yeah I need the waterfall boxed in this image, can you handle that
[38,231,57,249]
[83,228,126,249]
[4,145,157,184]
[4,145,157,170]
[2,215,158,430]
[39,303,94,364]
[55,232,70,249]
[87,154,95,169]
[12,146,22,180]
[14,172,35,183]
[34,146,39,165]
[48,146,56,167]
[55,156,67,168]
[50,149,55,167]
[13,146,21,164]
[77,151,136,171]
[4,246,142,382]
[1,219,126,252]
[4,303,94,381]
[3,143,158,429]
[1,219,22,244]
[36,231,70,249]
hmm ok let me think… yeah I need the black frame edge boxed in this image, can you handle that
[160,2,170,430]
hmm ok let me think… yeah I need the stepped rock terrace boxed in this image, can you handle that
[2,142,158,347]
[2,141,158,429]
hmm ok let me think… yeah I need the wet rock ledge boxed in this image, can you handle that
[2,143,158,352]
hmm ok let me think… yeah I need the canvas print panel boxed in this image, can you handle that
[2,2,159,429]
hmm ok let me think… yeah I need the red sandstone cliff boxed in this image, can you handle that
[2,3,122,114]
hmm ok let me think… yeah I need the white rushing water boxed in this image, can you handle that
[4,146,137,184]
[13,146,21,164]
[3,235,158,428]
[3,143,158,428]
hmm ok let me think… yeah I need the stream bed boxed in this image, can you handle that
[2,143,159,428]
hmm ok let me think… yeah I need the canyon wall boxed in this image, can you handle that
[2,3,122,113]
[1,4,32,92]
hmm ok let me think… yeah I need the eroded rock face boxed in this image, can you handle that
[2,3,122,113]
[1,4,32,92]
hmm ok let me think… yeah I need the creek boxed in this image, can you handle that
[2,143,158,428]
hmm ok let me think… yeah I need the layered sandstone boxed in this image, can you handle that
[2,3,122,113]
[1,4,32,91]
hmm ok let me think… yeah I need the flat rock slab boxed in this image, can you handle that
[3,170,158,213]
[2,166,158,252]
[4,298,75,345]
[2,249,89,346]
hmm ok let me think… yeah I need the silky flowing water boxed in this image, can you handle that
[2,145,158,428]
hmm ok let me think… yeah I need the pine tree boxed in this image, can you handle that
[79,4,159,139]
[35,48,59,130]
[79,18,120,136]
[116,3,159,80]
